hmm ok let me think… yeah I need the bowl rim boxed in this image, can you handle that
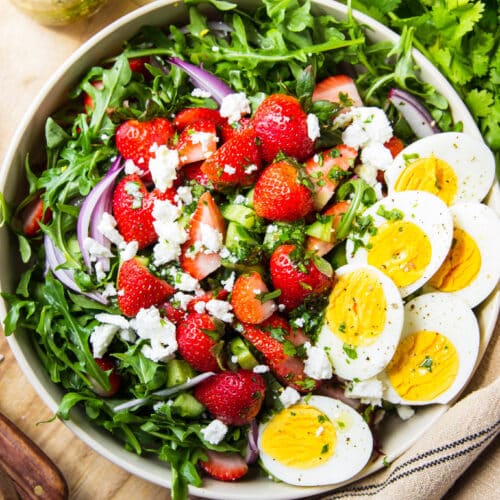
[0,1,498,499]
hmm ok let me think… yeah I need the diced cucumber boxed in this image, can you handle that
[221,204,257,229]
[246,188,255,207]
[230,337,258,370]
[166,359,196,387]
[305,215,334,242]
[171,393,205,418]
[225,221,259,250]
[330,241,347,269]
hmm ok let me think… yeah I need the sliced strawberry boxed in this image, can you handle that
[269,244,333,310]
[180,192,226,280]
[253,159,314,222]
[173,107,226,132]
[219,117,252,143]
[231,272,277,324]
[117,257,174,317]
[384,136,405,158]
[21,196,51,237]
[182,161,210,187]
[115,117,175,171]
[193,370,266,425]
[312,75,363,107]
[252,94,315,163]
[201,127,262,187]
[241,315,320,393]
[176,120,218,167]
[128,56,151,77]
[199,450,249,482]
[306,200,351,256]
[160,301,188,325]
[305,144,357,210]
[112,174,176,249]
[91,358,122,397]
[176,313,224,373]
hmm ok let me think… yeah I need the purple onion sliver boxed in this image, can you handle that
[77,156,124,271]
[168,57,233,105]
[388,88,440,138]
[245,419,260,464]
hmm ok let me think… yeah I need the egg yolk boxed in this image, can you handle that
[261,404,335,469]
[326,269,386,346]
[394,156,458,206]
[386,330,459,401]
[367,221,432,287]
[429,228,481,292]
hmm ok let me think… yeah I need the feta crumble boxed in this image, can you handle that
[345,377,384,407]
[148,145,179,192]
[90,324,118,358]
[303,343,333,380]
[253,364,270,374]
[220,92,251,124]
[205,299,234,323]
[191,88,212,98]
[307,113,321,141]
[201,419,228,445]
[279,386,301,408]
[396,405,415,421]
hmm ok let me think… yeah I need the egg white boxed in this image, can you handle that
[258,395,373,486]
[317,264,404,381]
[380,292,480,405]
[385,132,496,205]
[424,202,500,308]
[346,190,454,297]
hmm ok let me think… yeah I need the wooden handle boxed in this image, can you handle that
[0,412,68,499]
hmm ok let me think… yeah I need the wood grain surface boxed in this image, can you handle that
[0,1,497,499]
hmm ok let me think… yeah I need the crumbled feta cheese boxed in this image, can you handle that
[278,304,286,312]
[176,185,193,206]
[199,223,223,253]
[95,313,130,330]
[98,212,124,247]
[279,387,301,408]
[345,377,384,407]
[307,113,321,141]
[231,355,239,364]
[253,364,270,374]
[205,299,234,323]
[83,237,113,262]
[148,145,179,192]
[124,159,145,176]
[221,272,236,292]
[194,301,206,313]
[336,107,393,149]
[191,88,212,98]
[90,324,118,358]
[169,268,200,292]
[244,164,258,174]
[293,317,305,328]
[303,343,333,380]
[94,261,106,282]
[119,240,138,261]
[233,194,246,205]
[173,292,194,311]
[129,306,177,362]
[361,142,393,171]
[220,92,251,124]
[191,131,218,158]
[102,283,118,298]
[219,246,231,259]
[119,328,137,343]
[223,164,236,175]
[396,405,415,421]
[201,419,228,445]
[153,240,182,266]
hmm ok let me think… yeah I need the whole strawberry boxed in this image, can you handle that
[270,244,333,309]
[253,159,314,222]
[117,257,174,317]
[201,127,262,187]
[252,94,315,162]
[115,117,175,171]
[193,369,266,426]
[112,174,176,249]
[176,313,224,373]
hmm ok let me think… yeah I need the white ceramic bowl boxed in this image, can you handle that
[1,1,498,499]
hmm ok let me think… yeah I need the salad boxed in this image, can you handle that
[2,0,499,499]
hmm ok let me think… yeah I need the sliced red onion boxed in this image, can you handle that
[112,371,215,412]
[315,382,361,410]
[44,234,107,304]
[168,57,233,105]
[388,88,440,138]
[245,419,260,464]
[77,156,124,272]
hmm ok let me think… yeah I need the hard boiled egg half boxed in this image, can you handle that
[380,292,480,405]
[258,395,373,486]
[424,202,500,308]
[384,132,496,206]
[346,191,453,297]
[316,264,404,380]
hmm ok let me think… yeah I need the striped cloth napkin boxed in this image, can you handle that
[319,319,500,500]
